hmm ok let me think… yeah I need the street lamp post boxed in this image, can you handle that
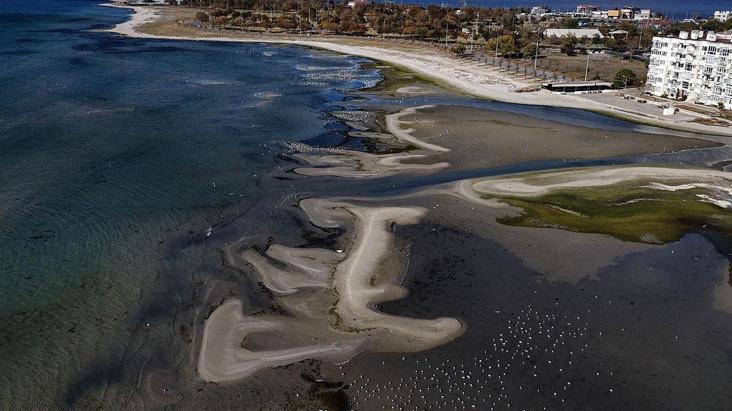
[495,33,499,60]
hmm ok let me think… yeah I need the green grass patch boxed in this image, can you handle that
[494,184,732,244]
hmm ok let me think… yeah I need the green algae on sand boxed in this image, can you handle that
[493,184,732,244]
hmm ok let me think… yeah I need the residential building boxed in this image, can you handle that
[635,9,652,20]
[714,11,732,21]
[620,7,637,20]
[646,30,732,108]
[639,18,673,30]
[576,4,599,16]
[590,10,608,20]
[607,9,621,19]
[543,28,604,39]
[608,29,629,38]
[530,6,550,16]
[347,0,370,7]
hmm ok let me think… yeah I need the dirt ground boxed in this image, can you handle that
[532,48,648,83]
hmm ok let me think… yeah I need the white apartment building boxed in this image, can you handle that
[634,9,652,20]
[646,30,732,108]
[714,11,731,22]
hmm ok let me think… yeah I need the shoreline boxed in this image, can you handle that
[101,4,732,138]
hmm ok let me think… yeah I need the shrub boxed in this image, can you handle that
[560,35,577,56]
[451,43,466,55]
[195,12,209,23]
[613,68,637,88]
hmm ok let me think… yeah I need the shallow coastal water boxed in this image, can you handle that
[2,1,732,410]
[0,1,381,406]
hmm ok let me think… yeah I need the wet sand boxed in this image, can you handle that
[398,105,720,171]
[198,199,464,383]
[343,192,732,410]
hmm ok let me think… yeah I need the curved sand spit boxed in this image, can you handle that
[465,166,732,208]
[385,105,450,153]
[291,105,450,178]
[198,199,464,383]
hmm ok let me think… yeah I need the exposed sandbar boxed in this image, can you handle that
[198,199,464,383]
[468,166,732,199]
[385,105,450,152]
[288,107,451,179]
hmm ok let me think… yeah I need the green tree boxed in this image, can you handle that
[497,34,516,56]
[486,34,516,56]
[560,17,578,29]
[451,43,466,55]
[603,37,617,49]
[560,34,577,56]
[195,11,209,22]
[522,42,538,59]
[613,68,637,88]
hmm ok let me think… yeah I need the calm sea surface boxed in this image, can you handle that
[0,0,380,406]
[2,1,731,409]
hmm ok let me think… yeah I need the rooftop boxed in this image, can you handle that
[543,28,604,39]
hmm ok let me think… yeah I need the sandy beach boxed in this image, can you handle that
[102,4,732,137]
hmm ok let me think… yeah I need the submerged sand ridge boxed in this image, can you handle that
[198,199,464,383]
[291,105,451,178]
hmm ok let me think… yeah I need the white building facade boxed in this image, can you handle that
[714,11,731,22]
[646,30,732,108]
[543,28,604,39]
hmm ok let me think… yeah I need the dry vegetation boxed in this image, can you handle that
[533,49,648,83]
